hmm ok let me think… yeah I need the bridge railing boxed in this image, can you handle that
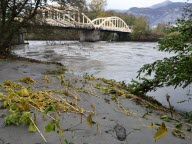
[41,6,94,29]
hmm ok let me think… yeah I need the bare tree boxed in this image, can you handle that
[0,0,87,56]
[0,0,47,55]
[89,0,107,12]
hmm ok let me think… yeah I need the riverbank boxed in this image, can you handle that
[0,58,191,144]
[25,27,162,42]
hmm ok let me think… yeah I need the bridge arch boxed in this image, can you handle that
[91,16,132,32]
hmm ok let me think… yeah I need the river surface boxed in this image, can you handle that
[14,41,192,112]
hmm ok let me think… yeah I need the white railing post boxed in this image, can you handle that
[73,12,76,21]
[78,12,80,23]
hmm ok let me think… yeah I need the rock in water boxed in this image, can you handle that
[114,124,127,141]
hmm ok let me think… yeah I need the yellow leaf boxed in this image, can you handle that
[43,76,50,83]
[20,77,36,84]
[154,122,168,141]
[20,102,30,111]
[21,88,29,97]
[86,114,93,127]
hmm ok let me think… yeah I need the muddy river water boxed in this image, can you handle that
[14,41,192,112]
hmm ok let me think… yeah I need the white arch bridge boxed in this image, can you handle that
[39,5,132,41]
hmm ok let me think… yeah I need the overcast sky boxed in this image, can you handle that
[104,0,190,10]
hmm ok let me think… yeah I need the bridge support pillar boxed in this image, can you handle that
[17,32,25,44]
[80,30,100,42]
[117,32,131,41]
[13,28,26,44]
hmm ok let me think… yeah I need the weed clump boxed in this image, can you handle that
[45,66,67,75]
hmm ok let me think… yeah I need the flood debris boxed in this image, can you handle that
[0,60,192,144]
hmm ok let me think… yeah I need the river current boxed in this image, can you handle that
[14,41,192,112]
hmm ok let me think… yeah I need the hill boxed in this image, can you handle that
[124,0,186,26]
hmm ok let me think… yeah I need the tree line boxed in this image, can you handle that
[26,0,168,42]
[85,0,168,41]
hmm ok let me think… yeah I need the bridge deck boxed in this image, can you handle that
[41,5,132,33]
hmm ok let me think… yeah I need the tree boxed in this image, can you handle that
[104,11,136,26]
[89,0,107,13]
[0,0,47,55]
[55,0,86,11]
[154,23,168,33]
[123,14,136,26]
[85,0,107,19]
[149,23,168,41]
[0,0,86,56]
[135,3,192,94]
[131,16,149,41]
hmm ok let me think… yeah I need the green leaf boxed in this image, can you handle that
[0,92,4,100]
[44,105,56,114]
[20,112,31,125]
[64,139,74,144]
[160,115,172,122]
[44,121,56,133]
[28,122,37,132]
[154,122,168,141]
[175,123,183,129]
[10,103,19,111]
[4,112,21,126]
[3,101,8,108]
